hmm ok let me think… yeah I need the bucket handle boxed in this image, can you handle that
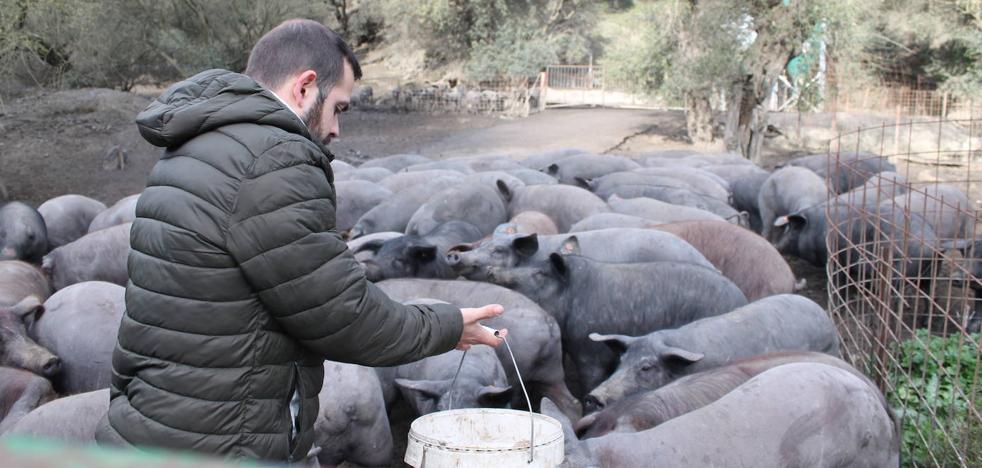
[448,326,536,464]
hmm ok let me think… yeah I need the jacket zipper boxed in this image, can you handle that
[286,362,302,462]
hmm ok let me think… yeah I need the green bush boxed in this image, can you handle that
[382,0,601,79]
[0,0,325,91]
[890,329,981,467]
[597,1,676,94]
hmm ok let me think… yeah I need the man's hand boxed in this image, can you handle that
[457,304,507,350]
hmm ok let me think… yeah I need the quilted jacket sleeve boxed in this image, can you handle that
[226,140,463,366]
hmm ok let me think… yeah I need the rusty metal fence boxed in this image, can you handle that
[542,65,682,109]
[833,87,981,119]
[825,118,982,466]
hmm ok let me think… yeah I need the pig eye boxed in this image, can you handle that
[27,232,35,241]
[640,361,655,372]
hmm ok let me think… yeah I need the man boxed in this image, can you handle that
[95,19,504,462]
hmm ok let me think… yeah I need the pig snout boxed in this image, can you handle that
[445,243,477,272]
[8,340,62,378]
[41,356,62,377]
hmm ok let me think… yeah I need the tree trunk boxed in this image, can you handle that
[685,90,715,143]
[723,80,744,151]
[329,0,350,38]
[680,1,714,144]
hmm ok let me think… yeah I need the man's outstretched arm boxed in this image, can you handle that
[226,141,499,366]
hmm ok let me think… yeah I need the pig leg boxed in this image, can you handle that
[759,199,776,240]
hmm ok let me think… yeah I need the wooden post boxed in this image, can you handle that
[523,77,530,118]
[942,91,948,118]
[601,67,606,108]
[539,70,547,112]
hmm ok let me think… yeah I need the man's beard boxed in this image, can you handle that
[302,92,328,143]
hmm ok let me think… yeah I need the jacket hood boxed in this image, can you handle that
[136,69,332,158]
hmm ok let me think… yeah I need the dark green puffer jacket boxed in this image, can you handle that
[94,69,463,461]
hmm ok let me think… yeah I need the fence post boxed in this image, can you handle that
[601,68,606,108]
[539,71,547,112]
[942,91,948,118]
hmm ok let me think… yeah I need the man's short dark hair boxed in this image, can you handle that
[245,19,362,94]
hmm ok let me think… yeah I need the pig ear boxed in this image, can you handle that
[659,346,704,366]
[353,239,385,254]
[41,255,54,277]
[558,236,580,255]
[477,385,513,408]
[409,245,438,262]
[573,176,592,190]
[394,378,446,400]
[496,179,512,202]
[494,223,519,237]
[548,253,569,278]
[512,234,539,258]
[11,296,45,323]
[788,214,808,226]
[774,213,807,228]
[589,332,637,355]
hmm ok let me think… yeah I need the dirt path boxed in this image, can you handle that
[1,89,696,206]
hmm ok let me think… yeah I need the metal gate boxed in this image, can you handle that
[539,65,679,110]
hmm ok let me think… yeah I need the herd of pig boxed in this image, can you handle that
[8,146,977,466]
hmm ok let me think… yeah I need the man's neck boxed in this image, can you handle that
[267,88,305,124]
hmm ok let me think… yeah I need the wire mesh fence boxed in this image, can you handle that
[542,65,683,109]
[833,87,981,119]
[825,118,982,466]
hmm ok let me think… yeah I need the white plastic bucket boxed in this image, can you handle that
[404,408,564,468]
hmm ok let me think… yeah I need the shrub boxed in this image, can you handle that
[890,329,981,467]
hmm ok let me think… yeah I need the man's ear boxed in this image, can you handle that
[291,70,319,109]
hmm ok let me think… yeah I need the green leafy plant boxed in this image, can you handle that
[890,329,981,467]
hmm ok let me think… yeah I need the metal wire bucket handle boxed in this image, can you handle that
[447,325,536,464]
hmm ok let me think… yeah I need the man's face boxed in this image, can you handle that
[302,60,354,145]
